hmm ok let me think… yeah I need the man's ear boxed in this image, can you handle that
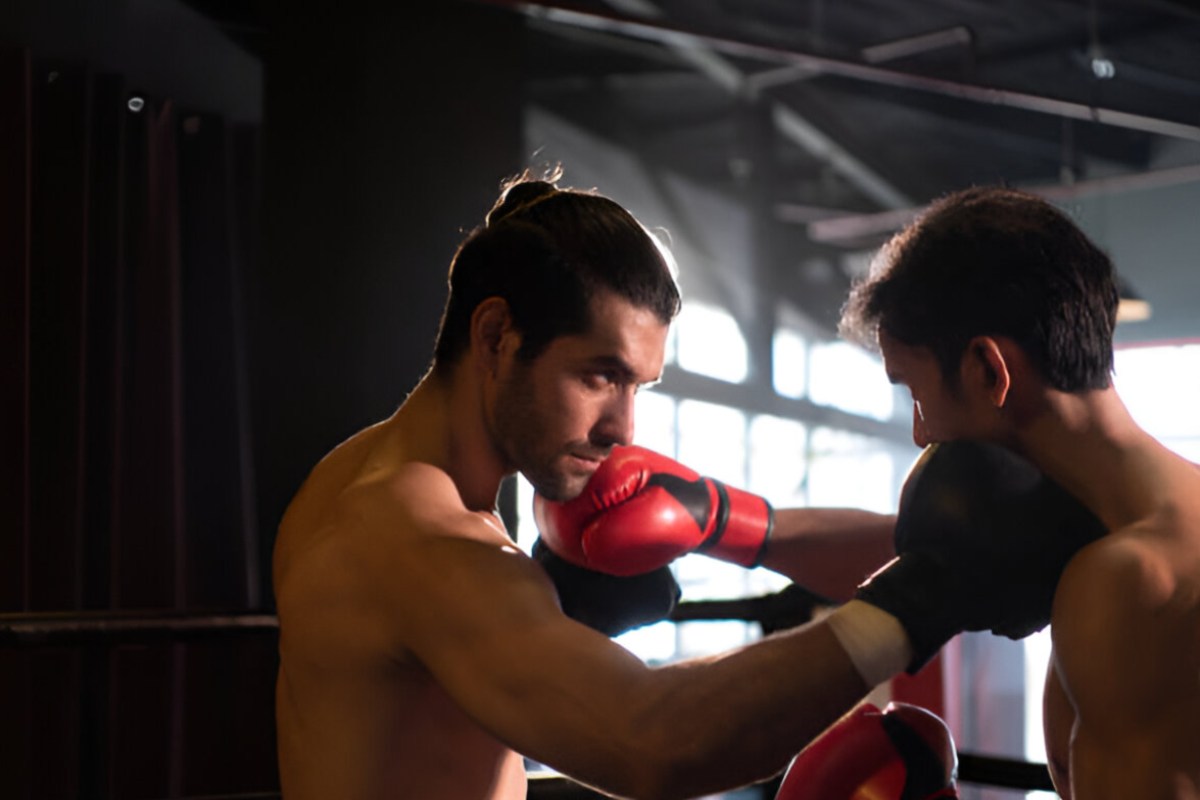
[964,335,1011,407]
[470,297,519,375]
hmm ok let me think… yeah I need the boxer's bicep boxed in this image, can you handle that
[361,469,662,786]
[391,526,664,788]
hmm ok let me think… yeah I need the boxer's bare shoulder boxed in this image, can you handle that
[274,425,530,800]
[275,424,517,649]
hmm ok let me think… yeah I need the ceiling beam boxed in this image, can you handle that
[805,162,1200,244]
[477,0,1200,145]
[520,0,915,209]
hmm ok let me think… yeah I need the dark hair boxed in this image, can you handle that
[839,186,1119,392]
[432,170,681,368]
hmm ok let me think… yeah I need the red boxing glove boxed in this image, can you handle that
[533,445,773,576]
[776,702,958,800]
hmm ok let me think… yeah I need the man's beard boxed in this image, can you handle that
[490,367,589,502]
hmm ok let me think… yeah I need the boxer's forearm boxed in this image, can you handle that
[760,509,895,602]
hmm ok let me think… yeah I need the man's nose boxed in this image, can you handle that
[597,389,636,448]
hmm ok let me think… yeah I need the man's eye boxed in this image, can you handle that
[586,370,625,388]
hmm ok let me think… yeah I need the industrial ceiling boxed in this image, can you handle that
[194,0,1200,345]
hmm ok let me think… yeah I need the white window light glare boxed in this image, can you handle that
[772,328,808,399]
[632,389,677,457]
[748,414,807,507]
[674,302,748,383]
[1115,344,1200,444]
[809,340,894,422]
[676,398,747,486]
[807,427,895,513]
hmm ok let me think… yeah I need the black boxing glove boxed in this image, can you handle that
[532,537,681,637]
[855,441,1106,673]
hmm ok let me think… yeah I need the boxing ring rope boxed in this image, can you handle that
[0,600,1055,794]
[0,609,280,646]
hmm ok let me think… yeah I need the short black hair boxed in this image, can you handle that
[840,186,1118,391]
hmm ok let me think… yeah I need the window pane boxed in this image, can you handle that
[677,399,746,486]
[809,341,894,422]
[1115,344,1200,457]
[633,389,676,456]
[675,302,748,383]
[807,427,897,513]
[744,416,805,597]
[772,328,807,399]
[748,414,807,507]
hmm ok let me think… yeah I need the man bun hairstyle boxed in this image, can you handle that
[433,169,681,369]
[485,178,558,226]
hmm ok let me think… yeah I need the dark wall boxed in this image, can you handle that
[0,0,262,123]
[1,1,526,797]
[254,3,526,574]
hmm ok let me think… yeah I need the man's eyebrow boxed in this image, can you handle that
[587,355,651,383]
[587,355,635,375]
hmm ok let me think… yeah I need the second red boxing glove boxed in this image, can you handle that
[533,445,773,576]
[775,702,959,800]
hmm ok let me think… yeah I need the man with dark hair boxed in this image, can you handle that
[432,172,683,372]
[840,186,1200,799]
[273,174,1084,800]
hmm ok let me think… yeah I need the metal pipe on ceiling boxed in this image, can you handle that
[493,0,1200,144]
[587,0,914,209]
[804,161,1200,244]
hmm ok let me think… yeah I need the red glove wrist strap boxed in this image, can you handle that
[697,480,773,567]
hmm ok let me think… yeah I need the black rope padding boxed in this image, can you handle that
[957,751,1056,791]
[670,583,829,635]
[0,613,1060,794]
[0,586,827,648]
[0,610,279,648]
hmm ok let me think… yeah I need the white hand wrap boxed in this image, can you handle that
[826,599,914,688]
